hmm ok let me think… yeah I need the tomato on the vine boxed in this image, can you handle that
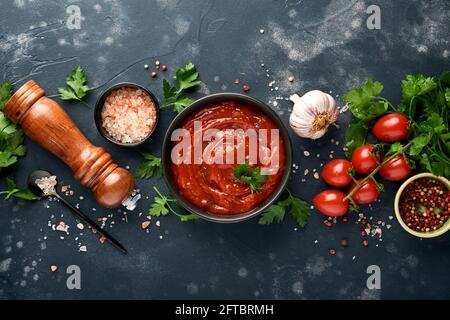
[321,159,353,187]
[351,145,380,175]
[372,113,409,142]
[379,155,412,181]
[313,190,349,217]
[348,178,380,205]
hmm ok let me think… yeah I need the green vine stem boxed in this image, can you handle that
[344,140,414,202]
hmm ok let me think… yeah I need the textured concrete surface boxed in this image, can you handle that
[0,0,449,299]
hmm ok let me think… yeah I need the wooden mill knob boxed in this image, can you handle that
[3,80,135,208]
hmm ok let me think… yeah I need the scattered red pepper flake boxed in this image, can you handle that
[329,248,336,255]
[362,239,369,247]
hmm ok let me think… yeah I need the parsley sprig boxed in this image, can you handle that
[0,176,37,202]
[233,162,268,193]
[343,71,450,177]
[259,189,311,227]
[148,186,199,222]
[161,62,201,113]
[58,66,91,108]
[0,81,27,169]
[135,153,162,179]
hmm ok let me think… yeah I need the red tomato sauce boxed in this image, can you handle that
[171,101,286,215]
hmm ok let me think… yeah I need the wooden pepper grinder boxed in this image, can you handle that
[3,80,134,208]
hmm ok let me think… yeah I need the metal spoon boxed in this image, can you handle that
[28,170,127,254]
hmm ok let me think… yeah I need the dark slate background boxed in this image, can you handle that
[1,0,449,300]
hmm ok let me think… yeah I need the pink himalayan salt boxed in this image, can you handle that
[101,87,157,143]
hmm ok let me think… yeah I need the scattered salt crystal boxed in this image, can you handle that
[76,223,84,230]
[36,176,57,196]
[313,172,320,180]
[303,150,310,157]
[304,169,309,176]
[79,245,87,252]
[122,191,141,211]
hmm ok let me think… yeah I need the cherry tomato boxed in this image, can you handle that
[351,145,380,175]
[313,190,349,217]
[348,178,380,205]
[322,159,353,187]
[372,113,409,142]
[379,155,412,181]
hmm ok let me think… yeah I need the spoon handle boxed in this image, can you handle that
[55,194,127,254]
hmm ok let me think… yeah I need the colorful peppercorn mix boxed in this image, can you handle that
[399,177,450,233]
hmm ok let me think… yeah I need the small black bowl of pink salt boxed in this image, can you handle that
[95,83,159,146]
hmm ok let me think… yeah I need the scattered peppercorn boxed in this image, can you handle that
[288,76,294,82]
[340,239,349,247]
[144,64,149,70]
[329,248,336,255]
[161,65,167,71]
[362,239,369,247]
[342,216,348,223]
[151,71,157,78]
[360,230,366,237]
[155,60,160,66]
[243,85,250,92]
[234,79,240,85]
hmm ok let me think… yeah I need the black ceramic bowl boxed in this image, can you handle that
[162,93,293,223]
[94,82,159,147]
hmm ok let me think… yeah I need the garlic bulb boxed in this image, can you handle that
[289,90,339,140]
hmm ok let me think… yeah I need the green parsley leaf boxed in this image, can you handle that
[258,205,286,224]
[161,62,201,114]
[233,162,268,193]
[135,153,162,179]
[0,81,27,170]
[387,142,403,154]
[344,119,369,159]
[173,97,194,114]
[408,134,431,156]
[175,62,202,91]
[289,195,311,227]
[149,195,170,217]
[258,189,310,227]
[0,80,12,110]
[401,74,438,105]
[66,66,89,98]
[343,80,387,120]
[148,187,199,222]
[58,87,79,101]
[58,66,90,107]
[1,176,37,202]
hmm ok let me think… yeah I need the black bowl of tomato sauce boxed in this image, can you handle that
[161,93,293,223]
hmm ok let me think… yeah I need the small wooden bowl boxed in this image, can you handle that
[94,82,159,147]
[394,172,450,238]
